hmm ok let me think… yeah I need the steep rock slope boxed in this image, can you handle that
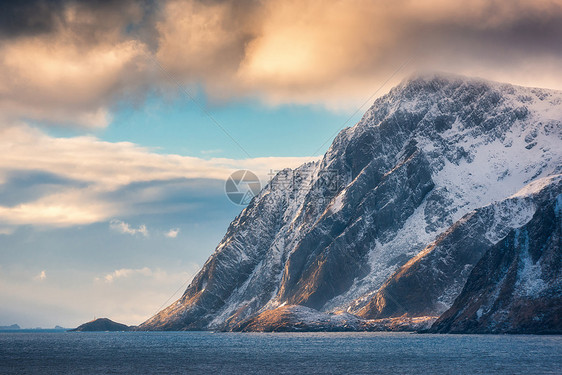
[429,193,561,334]
[356,175,561,319]
[140,74,562,331]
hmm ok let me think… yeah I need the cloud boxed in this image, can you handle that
[0,123,317,227]
[200,149,223,156]
[100,267,152,283]
[0,0,154,40]
[0,170,87,207]
[34,270,47,281]
[110,219,149,237]
[155,0,250,85]
[0,35,149,128]
[2,0,562,127]
[0,0,62,38]
[0,0,155,128]
[165,228,179,238]
[155,0,562,108]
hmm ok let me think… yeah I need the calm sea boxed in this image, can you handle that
[0,331,560,374]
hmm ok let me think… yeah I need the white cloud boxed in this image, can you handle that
[110,219,149,237]
[101,267,153,283]
[0,123,318,228]
[0,190,116,226]
[34,270,47,282]
[200,149,223,155]
[165,228,180,238]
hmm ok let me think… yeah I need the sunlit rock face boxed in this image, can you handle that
[139,73,562,332]
[232,305,437,332]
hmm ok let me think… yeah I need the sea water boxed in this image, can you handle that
[0,331,560,374]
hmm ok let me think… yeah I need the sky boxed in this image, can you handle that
[1,0,562,328]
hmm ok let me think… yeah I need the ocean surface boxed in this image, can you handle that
[0,331,560,374]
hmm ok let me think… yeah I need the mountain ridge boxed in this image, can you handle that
[139,73,562,332]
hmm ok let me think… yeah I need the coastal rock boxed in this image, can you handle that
[71,318,131,332]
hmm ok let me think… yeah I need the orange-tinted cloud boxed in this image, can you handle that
[0,0,153,128]
[1,0,562,126]
[157,0,562,107]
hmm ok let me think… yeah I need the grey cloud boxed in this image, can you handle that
[0,170,88,207]
[0,0,65,38]
[99,177,232,220]
[0,0,158,40]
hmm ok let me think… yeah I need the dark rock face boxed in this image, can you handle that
[429,194,562,334]
[278,148,435,310]
[139,73,562,332]
[357,178,561,320]
[71,318,130,332]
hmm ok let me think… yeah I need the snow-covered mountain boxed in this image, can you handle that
[139,73,562,332]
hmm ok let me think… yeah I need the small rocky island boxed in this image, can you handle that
[71,318,131,332]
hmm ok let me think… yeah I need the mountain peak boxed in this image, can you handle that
[139,75,562,332]
[395,71,554,94]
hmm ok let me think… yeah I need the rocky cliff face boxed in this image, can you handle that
[356,175,561,320]
[429,193,561,334]
[139,74,562,332]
